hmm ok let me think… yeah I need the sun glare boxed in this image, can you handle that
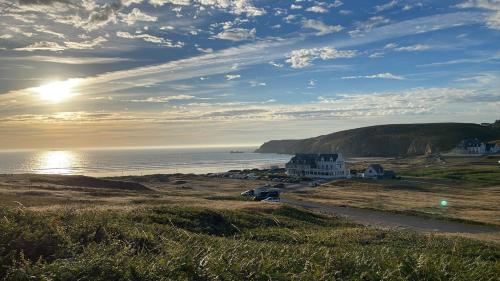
[35,79,80,103]
[35,150,79,174]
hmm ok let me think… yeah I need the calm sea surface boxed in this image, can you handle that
[0,147,292,177]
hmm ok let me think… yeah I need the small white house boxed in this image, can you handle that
[364,164,384,178]
[285,153,349,179]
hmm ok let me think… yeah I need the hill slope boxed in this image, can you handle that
[255,123,500,157]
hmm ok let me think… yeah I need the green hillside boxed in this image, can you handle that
[256,123,500,157]
[1,206,498,280]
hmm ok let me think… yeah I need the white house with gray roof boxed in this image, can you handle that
[364,164,385,178]
[285,153,349,179]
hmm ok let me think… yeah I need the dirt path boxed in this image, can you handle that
[282,198,500,234]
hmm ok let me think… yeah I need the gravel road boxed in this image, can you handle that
[282,198,500,234]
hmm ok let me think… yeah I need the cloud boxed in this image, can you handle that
[315,87,500,117]
[341,72,406,80]
[126,94,195,103]
[33,25,65,38]
[120,7,157,25]
[455,0,500,30]
[417,53,500,67]
[302,19,343,35]
[290,4,302,10]
[269,61,284,68]
[64,36,107,49]
[82,1,122,31]
[213,27,256,41]
[395,44,430,51]
[122,0,144,6]
[249,81,266,87]
[12,36,107,51]
[0,55,132,64]
[369,52,384,58]
[2,11,486,103]
[196,0,266,17]
[14,41,66,52]
[455,72,500,87]
[306,5,328,13]
[225,74,241,80]
[374,0,398,13]
[116,31,183,47]
[384,43,398,49]
[286,47,357,68]
[148,0,191,7]
[349,16,391,37]
[17,0,71,5]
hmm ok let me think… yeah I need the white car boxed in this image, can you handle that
[262,197,280,203]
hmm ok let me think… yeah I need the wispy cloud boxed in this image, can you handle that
[455,0,500,30]
[225,74,241,80]
[0,55,134,64]
[125,94,195,103]
[302,19,343,36]
[395,44,430,52]
[374,0,398,13]
[116,31,183,47]
[213,27,256,41]
[341,73,406,80]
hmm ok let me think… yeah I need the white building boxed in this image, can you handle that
[285,153,349,179]
[455,139,500,154]
[364,164,384,178]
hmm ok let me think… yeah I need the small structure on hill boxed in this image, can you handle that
[454,138,500,155]
[364,164,384,178]
[285,153,349,179]
[363,164,398,179]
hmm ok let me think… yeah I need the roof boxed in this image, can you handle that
[485,143,498,151]
[287,153,339,168]
[367,164,384,174]
[457,138,484,148]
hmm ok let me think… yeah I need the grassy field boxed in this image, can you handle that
[1,205,499,280]
[0,173,267,210]
[286,155,500,226]
[0,156,499,279]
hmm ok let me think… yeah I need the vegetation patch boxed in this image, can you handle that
[0,206,498,280]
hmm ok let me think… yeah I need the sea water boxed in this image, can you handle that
[0,147,291,177]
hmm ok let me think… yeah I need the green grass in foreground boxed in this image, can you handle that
[0,206,499,281]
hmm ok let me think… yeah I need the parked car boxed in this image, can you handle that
[254,190,280,201]
[240,190,254,196]
[262,197,280,203]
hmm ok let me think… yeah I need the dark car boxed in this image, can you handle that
[254,191,280,201]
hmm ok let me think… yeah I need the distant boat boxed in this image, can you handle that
[230,150,244,154]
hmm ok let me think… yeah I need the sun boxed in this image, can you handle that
[35,79,80,103]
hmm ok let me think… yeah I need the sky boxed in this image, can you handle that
[0,0,499,149]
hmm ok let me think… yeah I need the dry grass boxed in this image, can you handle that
[287,155,500,226]
[0,173,268,212]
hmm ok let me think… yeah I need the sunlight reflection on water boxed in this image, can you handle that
[33,151,81,174]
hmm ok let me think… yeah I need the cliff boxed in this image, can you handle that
[255,123,500,157]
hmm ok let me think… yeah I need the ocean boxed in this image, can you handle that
[0,147,292,177]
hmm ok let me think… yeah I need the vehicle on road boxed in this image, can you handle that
[254,190,280,201]
[262,197,280,203]
[240,190,254,196]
